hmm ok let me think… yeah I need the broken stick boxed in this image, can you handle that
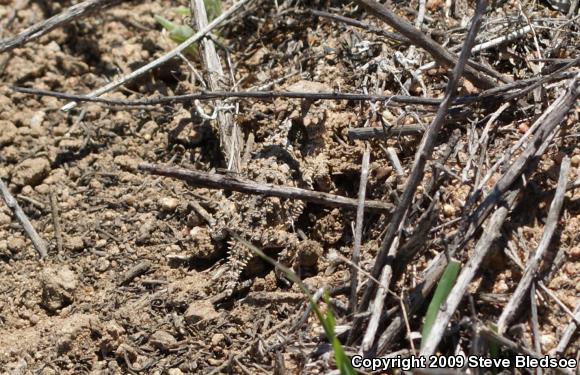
[0,179,48,258]
[138,163,393,212]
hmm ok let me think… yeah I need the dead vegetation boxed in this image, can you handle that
[0,0,579,373]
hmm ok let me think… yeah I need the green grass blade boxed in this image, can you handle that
[171,1,222,21]
[421,259,461,349]
[230,233,355,375]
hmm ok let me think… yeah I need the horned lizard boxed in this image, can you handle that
[194,127,324,297]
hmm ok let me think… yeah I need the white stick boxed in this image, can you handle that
[60,0,251,112]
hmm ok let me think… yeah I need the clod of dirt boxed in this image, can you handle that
[41,266,78,312]
[184,299,220,324]
[65,236,84,252]
[296,239,322,268]
[189,227,219,260]
[55,314,96,354]
[11,157,50,187]
[148,330,177,351]
[0,121,17,146]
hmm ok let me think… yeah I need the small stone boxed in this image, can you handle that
[114,155,140,172]
[11,158,50,187]
[115,343,138,362]
[442,204,456,217]
[517,122,529,134]
[95,258,110,272]
[0,212,11,225]
[30,111,46,128]
[41,266,78,312]
[167,369,184,375]
[149,330,177,351]
[211,333,224,346]
[7,237,25,252]
[0,121,17,146]
[184,299,220,324]
[159,197,179,212]
[105,321,125,339]
[571,155,580,167]
[568,247,580,260]
[65,236,84,252]
[296,240,322,268]
[541,334,557,352]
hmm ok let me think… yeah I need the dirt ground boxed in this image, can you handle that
[0,0,579,374]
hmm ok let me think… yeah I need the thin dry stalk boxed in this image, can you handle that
[190,0,242,172]
[0,0,122,53]
[353,0,503,88]
[497,157,571,334]
[138,163,393,212]
[349,144,371,313]
[355,0,489,329]
[0,179,48,258]
[420,188,520,356]
[60,0,251,112]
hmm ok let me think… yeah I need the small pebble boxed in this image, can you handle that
[517,122,529,134]
[442,204,455,217]
[159,197,179,212]
[571,155,580,167]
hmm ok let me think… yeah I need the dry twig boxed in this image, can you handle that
[0,179,48,258]
[0,0,123,53]
[59,0,251,112]
[138,163,393,212]
[497,157,571,334]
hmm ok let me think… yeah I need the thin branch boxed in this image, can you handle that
[497,157,571,334]
[356,0,489,327]
[460,74,579,249]
[348,125,424,140]
[353,0,501,89]
[349,144,371,313]
[552,303,580,355]
[12,86,443,107]
[478,325,575,375]
[308,9,410,44]
[59,0,252,112]
[0,179,48,258]
[0,0,123,53]
[191,0,242,172]
[420,188,520,356]
[138,163,393,212]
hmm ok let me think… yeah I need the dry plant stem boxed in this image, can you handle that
[349,144,371,313]
[191,0,242,172]
[478,325,575,375]
[353,0,500,89]
[356,0,488,327]
[553,303,580,355]
[138,163,393,212]
[420,188,520,356]
[59,0,251,112]
[530,284,542,357]
[0,179,48,258]
[462,74,579,247]
[14,86,443,107]
[49,190,63,253]
[309,9,410,44]
[362,228,403,353]
[0,0,122,53]
[348,125,424,140]
[497,157,571,334]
